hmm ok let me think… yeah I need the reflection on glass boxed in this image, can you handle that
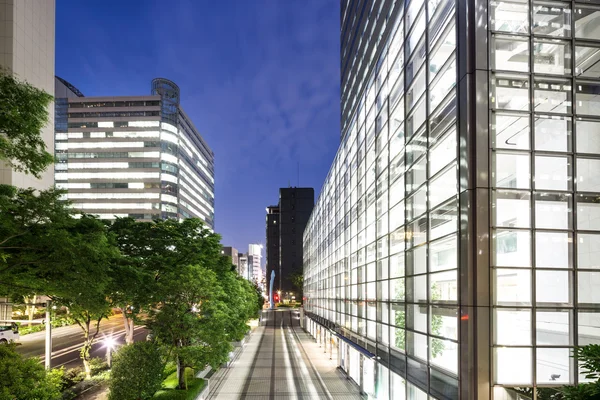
[494,153,530,189]
[579,311,600,345]
[574,6,600,40]
[494,190,531,228]
[492,35,530,72]
[490,0,529,34]
[535,115,571,152]
[578,271,600,305]
[535,270,570,304]
[577,158,600,193]
[429,200,458,241]
[494,229,531,267]
[495,347,532,384]
[577,119,600,155]
[492,74,530,111]
[576,81,600,116]
[533,40,571,75]
[533,1,571,37]
[495,308,531,345]
[578,233,600,270]
[535,231,571,269]
[534,192,571,230]
[536,348,571,384]
[430,235,457,272]
[495,268,532,306]
[493,112,530,150]
[536,310,571,346]
[576,194,600,231]
[534,155,571,191]
[534,77,572,114]
[575,45,600,78]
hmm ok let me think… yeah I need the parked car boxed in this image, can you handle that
[0,323,19,344]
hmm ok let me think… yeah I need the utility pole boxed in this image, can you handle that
[45,300,52,369]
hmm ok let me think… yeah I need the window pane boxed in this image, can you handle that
[431,306,458,341]
[533,39,571,75]
[578,233,600,269]
[574,6,600,40]
[577,158,600,193]
[495,347,532,384]
[492,35,530,72]
[406,187,427,220]
[430,63,456,112]
[429,167,457,209]
[536,310,571,346]
[534,155,571,191]
[406,68,426,112]
[430,234,457,272]
[535,231,571,269]
[533,1,571,37]
[535,115,571,152]
[430,270,457,302]
[535,192,571,230]
[579,311,600,345]
[575,45,600,78]
[429,200,458,241]
[494,153,530,189]
[406,39,426,88]
[495,309,531,345]
[576,119,600,155]
[406,157,426,194]
[406,246,427,277]
[576,81,600,116]
[429,127,456,176]
[430,337,458,374]
[577,194,600,231]
[534,77,572,114]
[536,270,570,304]
[578,271,600,305]
[495,268,532,306]
[492,74,530,111]
[492,112,530,150]
[429,23,456,83]
[494,229,531,267]
[406,304,427,333]
[536,348,571,384]
[490,0,529,34]
[494,190,531,228]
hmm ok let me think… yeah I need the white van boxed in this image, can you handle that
[0,323,19,344]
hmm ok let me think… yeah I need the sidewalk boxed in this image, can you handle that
[206,309,364,399]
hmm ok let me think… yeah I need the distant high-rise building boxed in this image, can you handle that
[303,0,600,398]
[238,253,248,281]
[221,246,239,273]
[265,205,280,288]
[54,77,214,227]
[0,0,55,190]
[247,244,263,286]
[266,188,314,298]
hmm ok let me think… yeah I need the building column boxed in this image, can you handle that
[457,0,492,398]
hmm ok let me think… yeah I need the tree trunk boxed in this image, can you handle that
[177,355,186,390]
[127,318,134,345]
[24,295,37,327]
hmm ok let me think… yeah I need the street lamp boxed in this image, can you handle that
[104,336,116,368]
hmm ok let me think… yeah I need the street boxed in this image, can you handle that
[16,315,148,369]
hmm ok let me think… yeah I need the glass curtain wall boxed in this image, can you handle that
[304,0,459,398]
[490,0,600,396]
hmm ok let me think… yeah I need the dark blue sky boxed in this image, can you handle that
[56,0,341,254]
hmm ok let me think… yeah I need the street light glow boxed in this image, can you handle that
[104,336,116,349]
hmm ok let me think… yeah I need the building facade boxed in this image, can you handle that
[266,205,280,291]
[222,246,240,274]
[0,0,55,190]
[303,0,600,399]
[54,77,215,227]
[248,244,264,287]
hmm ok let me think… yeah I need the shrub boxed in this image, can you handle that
[88,356,109,376]
[153,368,205,400]
[108,342,165,400]
[0,343,62,399]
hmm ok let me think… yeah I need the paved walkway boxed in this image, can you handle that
[207,309,364,400]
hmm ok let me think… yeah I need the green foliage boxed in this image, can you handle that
[109,341,165,400]
[153,369,205,400]
[0,343,62,400]
[576,345,600,382]
[0,69,54,177]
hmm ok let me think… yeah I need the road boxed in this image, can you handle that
[207,309,364,399]
[16,315,148,369]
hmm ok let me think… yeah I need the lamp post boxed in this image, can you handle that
[45,300,52,369]
[104,337,116,368]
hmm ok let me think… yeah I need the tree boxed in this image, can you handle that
[0,69,54,178]
[0,343,62,400]
[108,341,165,400]
[0,187,120,378]
[108,218,220,345]
[147,263,230,390]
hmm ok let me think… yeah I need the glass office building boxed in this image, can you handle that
[303,0,600,398]
[54,77,215,227]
